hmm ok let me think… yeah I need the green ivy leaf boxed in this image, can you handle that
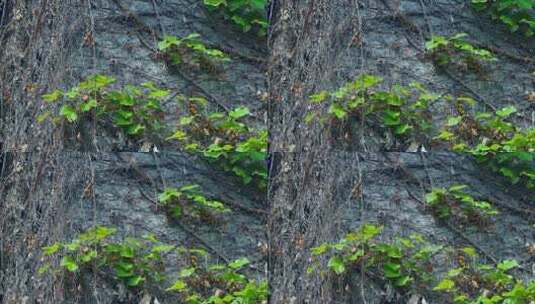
[80,250,97,263]
[120,246,135,258]
[229,107,251,119]
[382,109,401,126]
[328,103,347,119]
[447,267,464,277]
[167,130,187,141]
[151,244,175,253]
[37,263,51,275]
[94,226,116,240]
[395,275,412,287]
[43,243,62,256]
[446,116,463,127]
[60,256,79,272]
[203,0,226,7]
[179,267,196,278]
[383,262,401,278]
[310,91,329,103]
[167,279,187,291]
[395,124,412,135]
[229,257,250,269]
[179,116,195,126]
[448,184,468,192]
[37,111,50,123]
[115,262,134,278]
[311,243,329,256]
[304,112,317,124]
[497,259,519,271]
[461,247,478,257]
[496,106,517,118]
[42,90,62,102]
[59,105,78,122]
[433,279,455,291]
[148,89,170,98]
[127,275,145,287]
[327,256,346,274]
[126,124,145,135]
[435,130,455,141]
[361,224,383,240]
[80,99,98,112]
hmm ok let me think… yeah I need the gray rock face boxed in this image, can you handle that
[267,0,534,302]
[0,0,267,303]
[0,0,534,303]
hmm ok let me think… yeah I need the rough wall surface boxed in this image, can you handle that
[0,0,534,303]
[267,0,534,303]
[269,0,535,152]
[0,0,267,303]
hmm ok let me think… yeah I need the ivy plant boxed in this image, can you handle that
[167,256,268,303]
[39,226,173,289]
[434,97,535,188]
[308,224,442,292]
[158,33,229,70]
[158,184,230,220]
[41,76,267,188]
[472,0,535,36]
[40,74,168,141]
[425,184,498,225]
[425,33,497,71]
[167,96,267,189]
[202,0,268,35]
[309,225,535,303]
[40,227,267,302]
[433,248,534,303]
[306,74,438,147]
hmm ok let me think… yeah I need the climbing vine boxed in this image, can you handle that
[307,72,534,188]
[39,226,268,302]
[434,97,535,188]
[425,33,497,73]
[202,0,268,35]
[166,255,268,303]
[40,74,167,140]
[167,96,267,189]
[433,248,534,303]
[158,33,229,71]
[309,223,535,303]
[306,74,437,147]
[308,224,441,291]
[39,226,169,289]
[158,184,230,220]
[40,76,267,188]
[425,184,498,226]
[472,0,535,36]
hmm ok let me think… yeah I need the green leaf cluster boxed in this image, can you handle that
[310,226,535,304]
[168,97,267,188]
[40,75,167,139]
[202,0,268,35]
[435,98,535,188]
[158,33,229,68]
[167,256,268,304]
[425,184,498,224]
[433,248,534,304]
[425,33,497,69]
[40,228,266,302]
[309,224,441,290]
[306,74,438,145]
[472,0,535,36]
[39,226,170,289]
[158,184,230,220]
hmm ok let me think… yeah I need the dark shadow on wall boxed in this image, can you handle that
[0,0,9,28]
